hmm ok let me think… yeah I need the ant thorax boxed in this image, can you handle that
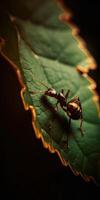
[57,92,67,109]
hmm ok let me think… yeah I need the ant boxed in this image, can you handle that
[30,79,84,136]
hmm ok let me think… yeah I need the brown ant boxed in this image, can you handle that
[29,79,84,136]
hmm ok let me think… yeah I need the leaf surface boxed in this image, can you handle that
[0,0,100,184]
[19,38,100,183]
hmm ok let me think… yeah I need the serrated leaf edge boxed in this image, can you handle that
[0,21,99,184]
[1,50,98,183]
[57,0,96,73]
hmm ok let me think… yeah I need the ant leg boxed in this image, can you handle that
[80,119,84,136]
[48,100,61,144]
[61,89,64,94]
[66,134,69,149]
[79,115,84,136]
[55,100,59,111]
[66,117,71,148]
[49,100,59,129]
[68,117,71,128]
[65,89,70,100]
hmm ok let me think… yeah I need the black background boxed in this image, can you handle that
[0,1,100,199]
[63,0,100,92]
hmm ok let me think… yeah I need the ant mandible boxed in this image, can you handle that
[30,80,84,136]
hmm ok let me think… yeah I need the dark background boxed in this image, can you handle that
[0,1,100,199]
[63,0,100,93]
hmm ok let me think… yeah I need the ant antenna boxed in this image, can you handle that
[29,71,49,89]
[29,90,46,95]
[35,80,49,89]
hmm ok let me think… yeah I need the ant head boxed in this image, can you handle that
[45,88,57,97]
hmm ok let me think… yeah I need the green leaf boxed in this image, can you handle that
[19,38,100,184]
[0,0,100,184]
[0,0,95,71]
